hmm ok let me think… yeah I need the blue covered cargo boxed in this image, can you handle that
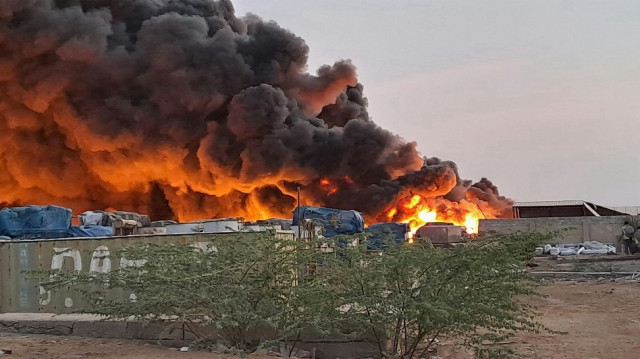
[292,206,365,237]
[365,222,408,250]
[67,225,114,238]
[0,205,72,239]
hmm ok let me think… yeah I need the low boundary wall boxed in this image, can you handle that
[0,231,293,313]
[479,215,640,245]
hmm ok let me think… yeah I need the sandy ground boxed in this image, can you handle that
[0,334,219,358]
[510,280,640,359]
[1,281,640,358]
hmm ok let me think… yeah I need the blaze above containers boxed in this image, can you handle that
[0,203,463,247]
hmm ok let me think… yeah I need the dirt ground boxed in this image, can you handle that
[511,280,640,359]
[1,281,640,359]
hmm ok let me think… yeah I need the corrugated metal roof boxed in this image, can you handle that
[610,206,640,215]
[514,201,640,216]
[514,200,587,207]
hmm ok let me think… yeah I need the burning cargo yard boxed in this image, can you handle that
[0,202,476,246]
[0,0,514,244]
[1,1,640,358]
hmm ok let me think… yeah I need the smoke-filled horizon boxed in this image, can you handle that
[0,0,512,223]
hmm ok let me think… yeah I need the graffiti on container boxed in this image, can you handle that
[38,242,214,308]
[17,244,32,309]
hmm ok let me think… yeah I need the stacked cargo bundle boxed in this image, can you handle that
[0,205,72,239]
[292,206,365,238]
[0,205,114,240]
[79,211,152,235]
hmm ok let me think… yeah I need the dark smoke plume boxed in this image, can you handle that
[0,0,512,222]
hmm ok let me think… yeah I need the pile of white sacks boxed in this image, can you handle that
[535,241,616,256]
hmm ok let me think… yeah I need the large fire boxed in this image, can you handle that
[0,0,514,228]
[384,194,484,237]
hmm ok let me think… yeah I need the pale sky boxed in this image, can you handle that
[234,0,640,207]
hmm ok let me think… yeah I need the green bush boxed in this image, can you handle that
[37,231,552,358]
[312,232,551,358]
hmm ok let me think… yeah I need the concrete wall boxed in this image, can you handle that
[479,215,640,244]
[0,231,294,314]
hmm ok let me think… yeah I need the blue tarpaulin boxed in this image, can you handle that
[365,222,408,250]
[67,225,114,238]
[292,206,365,237]
[0,205,72,239]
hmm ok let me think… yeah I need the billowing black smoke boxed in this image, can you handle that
[0,0,512,221]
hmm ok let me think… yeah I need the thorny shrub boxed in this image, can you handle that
[36,231,555,358]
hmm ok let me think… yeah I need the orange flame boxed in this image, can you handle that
[387,208,397,220]
[385,194,484,238]
[464,213,479,234]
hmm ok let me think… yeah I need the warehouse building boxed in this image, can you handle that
[512,200,638,218]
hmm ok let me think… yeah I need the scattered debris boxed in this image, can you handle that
[535,241,616,256]
[0,349,12,355]
[211,343,230,353]
[179,346,189,352]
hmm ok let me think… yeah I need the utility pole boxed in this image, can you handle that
[297,186,301,240]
